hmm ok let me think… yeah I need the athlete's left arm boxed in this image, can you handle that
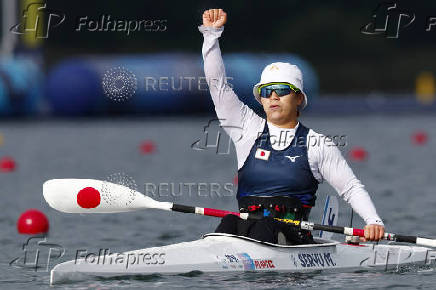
[308,132,385,241]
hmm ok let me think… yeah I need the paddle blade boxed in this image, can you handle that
[43,179,172,213]
[319,195,339,239]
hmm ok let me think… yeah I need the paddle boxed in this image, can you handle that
[319,195,339,239]
[42,178,245,217]
[43,178,436,247]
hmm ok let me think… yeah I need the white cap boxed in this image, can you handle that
[253,62,308,110]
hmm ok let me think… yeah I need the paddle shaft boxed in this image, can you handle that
[42,179,436,247]
[171,203,436,247]
[172,203,247,219]
[172,203,365,236]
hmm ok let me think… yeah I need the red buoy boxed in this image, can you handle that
[17,209,49,235]
[77,187,101,208]
[349,147,368,162]
[411,131,428,145]
[0,156,16,172]
[139,140,156,154]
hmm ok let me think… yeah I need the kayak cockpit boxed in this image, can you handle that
[202,233,339,248]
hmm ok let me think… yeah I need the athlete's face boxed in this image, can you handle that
[260,91,303,127]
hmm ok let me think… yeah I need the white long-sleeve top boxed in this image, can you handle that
[198,25,383,226]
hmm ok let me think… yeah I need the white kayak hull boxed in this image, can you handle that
[50,233,434,285]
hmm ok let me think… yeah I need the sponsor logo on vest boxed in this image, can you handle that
[285,155,301,162]
[297,252,336,268]
[254,259,275,269]
[255,148,270,161]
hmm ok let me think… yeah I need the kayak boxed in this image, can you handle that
[50,233,435,285]
[43,179,436,285]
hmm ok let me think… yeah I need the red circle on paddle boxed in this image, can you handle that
[77,187,101,208]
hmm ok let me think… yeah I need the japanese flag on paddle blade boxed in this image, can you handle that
[255,148,270,161]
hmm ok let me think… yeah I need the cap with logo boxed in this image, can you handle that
[253,62,308,110]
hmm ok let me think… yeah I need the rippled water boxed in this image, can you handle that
[1,115,435,289]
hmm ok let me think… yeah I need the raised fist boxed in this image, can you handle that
[202,9,227,28]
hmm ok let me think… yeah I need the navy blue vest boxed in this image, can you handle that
[237,122,319,206]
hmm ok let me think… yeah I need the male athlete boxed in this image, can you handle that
[199,9,385,244]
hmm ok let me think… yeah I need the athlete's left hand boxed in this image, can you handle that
[360,224,385,242]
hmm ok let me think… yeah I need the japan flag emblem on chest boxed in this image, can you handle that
[255,148,270,161]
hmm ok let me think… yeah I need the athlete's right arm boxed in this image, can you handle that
[198,9,262,141]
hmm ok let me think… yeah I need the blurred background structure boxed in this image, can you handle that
[0,0,435,117]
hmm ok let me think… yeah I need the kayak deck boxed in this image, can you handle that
[50,233,434,285]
